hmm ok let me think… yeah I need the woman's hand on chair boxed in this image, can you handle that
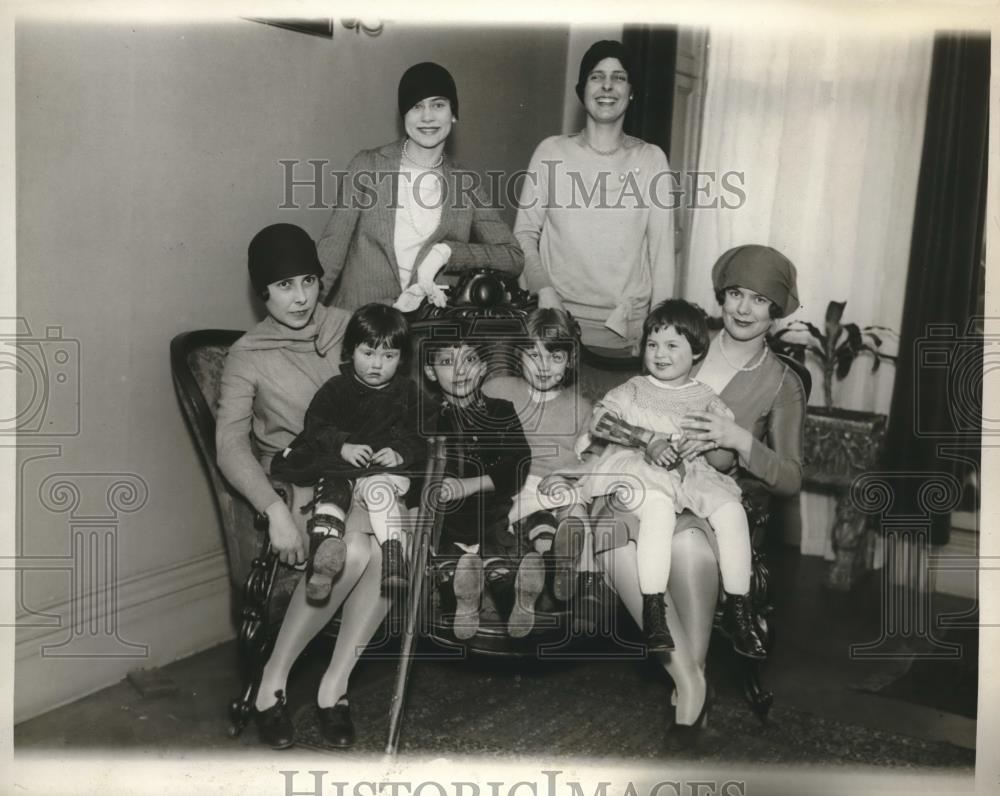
[265,499,308,566]
[536,287,565,311]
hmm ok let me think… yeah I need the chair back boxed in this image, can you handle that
[171,329,263,586]
[773,351,813,402]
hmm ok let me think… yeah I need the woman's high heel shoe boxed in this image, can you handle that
[664,683,711,752]
[253,689,295,749]
[317,698,355,748]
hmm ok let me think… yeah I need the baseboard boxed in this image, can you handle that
[14,552,235,723]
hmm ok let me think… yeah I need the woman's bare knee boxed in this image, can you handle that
[342,530,372,577]
[671,528,716,568]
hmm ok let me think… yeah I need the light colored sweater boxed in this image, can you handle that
[514,134,675,349]
[215,304,351,512]
[483,375,593,479]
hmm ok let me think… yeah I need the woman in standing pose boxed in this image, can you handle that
[318,62,523,311]
[514,40,675,359]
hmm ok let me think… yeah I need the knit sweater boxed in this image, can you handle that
[513,134,675,348]
[272,364,425,483]
[482,375,592,479]
[215,304,351,513]
[318,139,524,310]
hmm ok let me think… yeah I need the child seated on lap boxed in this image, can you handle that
[271,304,423,603]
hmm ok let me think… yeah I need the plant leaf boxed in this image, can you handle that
[825,301,847,326]
[801,321,827,347]
[844,323,864,354]
[865,325,898,337]
[825,301,846,346]
[835,346,853,379]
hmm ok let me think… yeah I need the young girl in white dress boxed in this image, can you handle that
[571,299,763,658]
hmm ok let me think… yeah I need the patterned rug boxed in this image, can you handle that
[292,653,975,768]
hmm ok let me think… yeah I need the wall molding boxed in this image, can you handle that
[15,551,234,723]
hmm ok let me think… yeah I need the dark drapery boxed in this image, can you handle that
[884,33,989,545]
[622,25,678,157]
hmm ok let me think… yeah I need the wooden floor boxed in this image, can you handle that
[15,546,977,766]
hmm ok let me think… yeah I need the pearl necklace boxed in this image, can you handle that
[400,174,440,238]
[582,131,625,156]
[402,138,443,169]
[719,332,768,372]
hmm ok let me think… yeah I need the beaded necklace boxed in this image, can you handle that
[402,138,443,169]
[719,332,768,372]
[582,130,625,156]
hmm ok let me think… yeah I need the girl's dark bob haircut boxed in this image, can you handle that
[641,299,710,367]
[714,287,784,319]
[514,307,581,388]
[342,303,412,363]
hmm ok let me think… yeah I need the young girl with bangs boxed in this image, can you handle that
[568,299,764,659]
[483,308,602,618]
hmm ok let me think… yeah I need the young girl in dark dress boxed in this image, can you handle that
[272,304,423,601]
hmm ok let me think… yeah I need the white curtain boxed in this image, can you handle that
[683,29,933,557]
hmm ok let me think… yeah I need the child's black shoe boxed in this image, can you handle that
[380,538,408,599]
[723,592,766,659]
[573,570,606,634]
[642,592,674,653]
[550,516,585,602]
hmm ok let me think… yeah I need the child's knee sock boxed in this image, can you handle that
[524,511,557,554]
[635,492,675,594]
[313,477,353,534]
[709,502,752,595]
[357,478,403,549]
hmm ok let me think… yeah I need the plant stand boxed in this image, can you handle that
[802,408,888,590]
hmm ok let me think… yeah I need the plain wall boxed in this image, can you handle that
[14,18,569,721]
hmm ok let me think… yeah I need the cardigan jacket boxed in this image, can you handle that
[318,139,524,310]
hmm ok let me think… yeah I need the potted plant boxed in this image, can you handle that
[770,300,897,410]
[769,301,897,589]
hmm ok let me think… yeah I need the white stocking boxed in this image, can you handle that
[634,491,676,594]
[708,501,752,594]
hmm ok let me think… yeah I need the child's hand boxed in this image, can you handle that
[645,434,679,468]
[341,443,373,467]
[573,432,593,461]
[438,476,466,503]
[371,447,403,467]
